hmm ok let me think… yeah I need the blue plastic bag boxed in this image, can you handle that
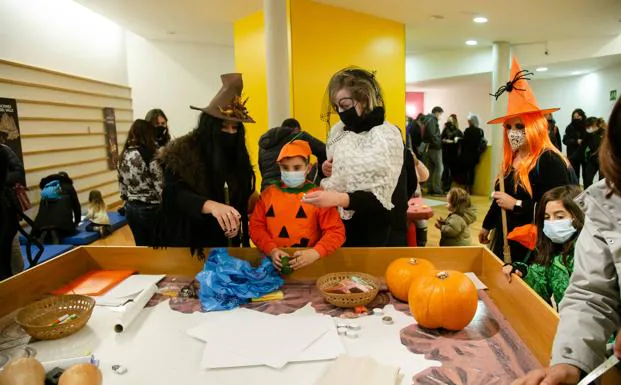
[196,248,284,311]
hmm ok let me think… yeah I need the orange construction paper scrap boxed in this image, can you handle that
[51,270,136,296]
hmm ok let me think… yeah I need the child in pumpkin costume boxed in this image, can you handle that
[250,140,345,270]
[503,185,583,309]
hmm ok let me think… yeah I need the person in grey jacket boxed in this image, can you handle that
[511,98,621,385]
[422,106,444,195]
[258,118,326,191]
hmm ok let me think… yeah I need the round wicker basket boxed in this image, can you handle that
[316,272,380,308]
[15,295,95,341]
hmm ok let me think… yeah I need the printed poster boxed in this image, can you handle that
[0,97,26,185]
[103,107,119,170]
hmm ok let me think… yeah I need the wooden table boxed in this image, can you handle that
[0,246,619,384]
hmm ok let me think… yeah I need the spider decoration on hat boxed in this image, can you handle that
[489,69,534,100]
[218,96,251,122]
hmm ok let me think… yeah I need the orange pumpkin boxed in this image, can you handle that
[408,270,478,331]
[385,257,435,302]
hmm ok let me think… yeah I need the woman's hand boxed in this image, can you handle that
[493,192,517,211]
[479,228,491,244]
[322,159,333,177]
[270,248,289,269]
[291,249,321,270]
[302,190,349,208]
[202,201,241,233]
[510,364,580,385]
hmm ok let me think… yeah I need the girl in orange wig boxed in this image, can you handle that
[480,58,574,263]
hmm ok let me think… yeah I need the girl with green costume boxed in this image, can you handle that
[503,185,583,309]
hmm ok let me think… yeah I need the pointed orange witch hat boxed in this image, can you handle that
[488,57,559,124]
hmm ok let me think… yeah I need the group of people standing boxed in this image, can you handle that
[408,108,487,195]
[563,108,606,189]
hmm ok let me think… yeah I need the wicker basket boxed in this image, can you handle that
[15,295,95,341]
[316,272,380,308]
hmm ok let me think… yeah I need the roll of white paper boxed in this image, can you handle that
[114,284,157,333]
[41,355,97,372]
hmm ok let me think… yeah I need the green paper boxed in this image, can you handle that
[281,256,293,275]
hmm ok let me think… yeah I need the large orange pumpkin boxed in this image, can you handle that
[408,270,478,331]
[385,257,435,302]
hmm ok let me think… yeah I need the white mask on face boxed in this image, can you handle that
[586,126,597,134]
[507,129,526,151]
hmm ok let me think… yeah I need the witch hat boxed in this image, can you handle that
[488,57,559,124]
[190,73,255,123]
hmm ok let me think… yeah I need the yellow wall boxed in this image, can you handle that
[290,0,405,141]
[473,145,492,196]
[234,11,269,188]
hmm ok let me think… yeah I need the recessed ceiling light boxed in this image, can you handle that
[465,40,478,46]
[536,67,548,72]
[473,16,488,23]
[431,15,445,20]
[571,71,582,75]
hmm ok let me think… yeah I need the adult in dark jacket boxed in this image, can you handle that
[258,118,326,191]
[440,114,463,192]
[562,108,586,180]
[0,146,19,279]
[388,147,418,246]
[0,144,25,276]
[0,144,25,187]
[423,106,444,195]
[458,113,485,193]
[546,114,562,152]
[302,67,404,247]
[407,113,424,159]
[33,172,81,243]
[582,117,604,189]
[156,73,256,257]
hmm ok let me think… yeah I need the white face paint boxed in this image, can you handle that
[507,129,526,151]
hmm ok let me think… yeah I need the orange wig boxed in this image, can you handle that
[501,112,569,196]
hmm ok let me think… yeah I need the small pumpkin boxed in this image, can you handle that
[385,257,435,301]
[408,270,478,331]
[0,358,45,385]
[59,363,103,385]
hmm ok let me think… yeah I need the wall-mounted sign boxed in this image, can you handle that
[611,89,617,101]
[103,107,119,170]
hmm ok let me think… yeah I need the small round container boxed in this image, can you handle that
[382,316,394,325]
[372,308,384,316]
[347,323,361,331]
[337,327,348,336]
[346,330,359,339]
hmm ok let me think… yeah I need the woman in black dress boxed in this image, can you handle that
[155,74,256,258]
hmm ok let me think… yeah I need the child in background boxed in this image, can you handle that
[437,187,476,246]
[503,185,583,309]
[86,190,111,237]
[250,140,345,271]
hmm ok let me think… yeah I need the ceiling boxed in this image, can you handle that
[76,0,621,53]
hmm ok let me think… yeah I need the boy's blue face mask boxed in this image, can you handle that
[281,170,306,188]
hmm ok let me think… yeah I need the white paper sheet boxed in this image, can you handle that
[465,272,488,290]
[315,355,401,385]
[204,313,334,369]
[103,274,165,299]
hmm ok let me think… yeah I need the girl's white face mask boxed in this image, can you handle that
[507,129,526,151]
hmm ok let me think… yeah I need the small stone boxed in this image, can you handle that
[346,330,359,339]
[112,365,128,374]
[347,323,361,330]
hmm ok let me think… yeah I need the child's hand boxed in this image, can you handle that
[270,248,290,269]
[434,217,445,230]
[502,264,523,283]
[291,249,321,270]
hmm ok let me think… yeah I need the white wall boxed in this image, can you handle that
[125,32,235,138]
[415,63,621,144]
[531,62,621,137]
[0,0,128,85]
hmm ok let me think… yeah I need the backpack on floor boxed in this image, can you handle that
[40,180,63,202]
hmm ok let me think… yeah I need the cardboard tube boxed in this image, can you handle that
[41,355,97,372]
[114,285,156,333]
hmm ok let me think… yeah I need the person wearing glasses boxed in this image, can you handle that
[301,67,405,247]
[479,58,572,263]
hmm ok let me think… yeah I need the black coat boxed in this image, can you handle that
[482,150,570,263]
[258,127,326,191]
[584,128,604,164]
[548,125,562,152]
[0,144,25,187]
[34,173,81,233]
[0,146,19,279]
[388,148,418,246]
[422,114,441,150]
[563,120,585,161]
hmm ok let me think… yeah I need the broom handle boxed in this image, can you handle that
[498,172,512,263]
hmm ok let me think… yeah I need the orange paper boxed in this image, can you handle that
[51,270,136,296]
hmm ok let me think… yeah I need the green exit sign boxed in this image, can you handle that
[611,89,618,101]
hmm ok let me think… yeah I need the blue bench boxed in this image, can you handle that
[20,211,128,246]
[20,244,74,269]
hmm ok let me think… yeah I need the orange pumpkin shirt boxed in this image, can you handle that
[249,182,345,257]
